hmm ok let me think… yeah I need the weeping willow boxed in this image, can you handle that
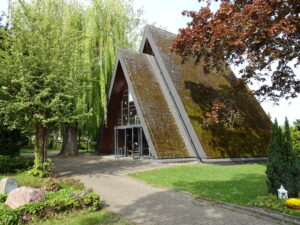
[81,0,141,139]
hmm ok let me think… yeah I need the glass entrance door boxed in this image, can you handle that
[114,126,150,159]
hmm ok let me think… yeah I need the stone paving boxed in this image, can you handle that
[53,155,282,225]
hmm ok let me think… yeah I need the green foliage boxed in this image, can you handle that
[0,194,7,203]
[0,126,24,157]
[0,181,101,225]
[249,195,300,218]
[0,204,21,225]
[0,0,141,164]
[0,155,33,173]
[291,119,300,157]
[60,178,85,190]
[28,159,53,177]
[266,118,300,197]
[43,178,61,192]
[79,0,142,139]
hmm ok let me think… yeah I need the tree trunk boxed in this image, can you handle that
[59,124,78,156]
[34,123,48,166]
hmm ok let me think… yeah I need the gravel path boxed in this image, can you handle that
[53,155,282,225]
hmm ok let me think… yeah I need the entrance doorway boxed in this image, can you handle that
[115,126,150,159]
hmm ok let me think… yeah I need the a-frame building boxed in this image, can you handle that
[97,25,271,162]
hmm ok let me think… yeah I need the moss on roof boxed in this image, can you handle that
[148,26,271,158]
[120,49,190,158]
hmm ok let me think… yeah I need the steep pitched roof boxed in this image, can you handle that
[140,25,271,158]
[114,49,193,158]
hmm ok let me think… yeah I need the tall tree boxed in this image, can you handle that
[83,0,140,137]
[0,0,86,170]
[291,119,300,156]
[58,0,141,156]
[266,118,300,197]
[172,0,300,102]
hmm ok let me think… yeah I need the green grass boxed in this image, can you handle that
[21,148,59,153]
[0,172,44,188]
[31,210,133,225]
[129,163,267,205]
[21,148,94,154]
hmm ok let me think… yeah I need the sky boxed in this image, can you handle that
[1,0,299,125]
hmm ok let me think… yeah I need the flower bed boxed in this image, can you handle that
[0,179,101,225]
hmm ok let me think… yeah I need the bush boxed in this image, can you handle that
[266,118,300,197]
[0,182,102,224]
[0,155,33,173]
[0,127,27,157]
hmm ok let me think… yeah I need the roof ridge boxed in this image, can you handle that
[146,24,176,36]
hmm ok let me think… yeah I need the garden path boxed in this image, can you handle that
[53,155,281,225]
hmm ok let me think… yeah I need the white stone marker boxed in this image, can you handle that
[0,178,18,194]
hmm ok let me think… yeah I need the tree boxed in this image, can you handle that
[58,0,141,156]
[172,0,300,102]
[291,119,300,156]
[0,0,86,170]
[266,118,300,197]
[0,0,142,163]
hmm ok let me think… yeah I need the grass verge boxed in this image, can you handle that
[129,163,300,219]
[0,172,44,188]
[130,163,267,205]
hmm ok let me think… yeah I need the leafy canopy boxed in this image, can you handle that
[172,0,300,102]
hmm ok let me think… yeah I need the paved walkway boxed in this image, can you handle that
[53,156,282,225]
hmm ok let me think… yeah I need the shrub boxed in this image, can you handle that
[0,127,27,157]
[266,118,300,197]
[0,155,33,173]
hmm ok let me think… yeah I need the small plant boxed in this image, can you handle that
[43,178,61,192]
[28,159,53,177]
[61,178,85,190]
[0,194,7,203]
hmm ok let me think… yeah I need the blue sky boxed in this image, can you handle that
[1,0,299,125]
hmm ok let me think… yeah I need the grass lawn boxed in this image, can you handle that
[32,209,133,225]
[0,172,44,188]
[129,163,268,205]
[21,148,94,154]
[21,148,59,153]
